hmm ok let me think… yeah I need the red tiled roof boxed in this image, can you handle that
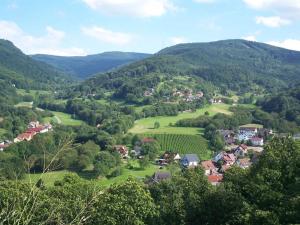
[17,132,33,140]
[208,174,223,183]
[201,160,217,170]
[26,127,44,133]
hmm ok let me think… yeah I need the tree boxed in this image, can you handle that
[91,179,158,225]
[154,121,160,129]
[139,155,150,169]
[142,141,160,160]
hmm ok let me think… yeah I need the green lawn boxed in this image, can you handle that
[24,161,166,187]
[25,170,74,186]
[129,104,231,134]
[43,111,84,126]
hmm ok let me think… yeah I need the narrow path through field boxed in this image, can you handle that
[54,115,62,124]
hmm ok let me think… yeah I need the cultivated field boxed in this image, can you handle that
[147,133,211,160]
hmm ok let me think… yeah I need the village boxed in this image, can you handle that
[144,87,204,103]
[0,121,52,151]
[113,124,272,186]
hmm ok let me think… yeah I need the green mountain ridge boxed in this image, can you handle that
[0,39,71,90]
[31,51,151,80]
[80,39,300,99]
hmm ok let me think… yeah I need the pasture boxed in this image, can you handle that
[44,111,84,126]
[129,103,231,134]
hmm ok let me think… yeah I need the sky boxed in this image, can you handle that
[0,0,300,56]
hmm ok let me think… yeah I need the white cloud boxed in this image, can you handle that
[81,26,133,45]
[243,0,300,19]
[0,20,86,56]
[267,39,300,51]
[169,36,187,45]
[255,16,291,27]
[243,35,257,41]
[81,0,177,17]
[194,0,215,3]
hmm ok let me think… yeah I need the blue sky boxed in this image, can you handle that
[0,0,299,55]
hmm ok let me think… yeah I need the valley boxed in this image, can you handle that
[0,38,299,225]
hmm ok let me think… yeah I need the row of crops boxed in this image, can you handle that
[146,133,212,160]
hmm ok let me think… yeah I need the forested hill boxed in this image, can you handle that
[81,39,300,97]
[32,52,151,80]
[0,39,71,90]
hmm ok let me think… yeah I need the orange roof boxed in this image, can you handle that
[208,174,223,183]
[201,160,217,170]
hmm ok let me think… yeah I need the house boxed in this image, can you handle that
[132,145,142,157]
[213,151,236,169]
[223,153,236,165]
[250,137,264,146]
[201,160,217,175]
[234,144,248,157]
[181,154,199,168]
[238,127,258,141]
[161,151,181,163]
[207,174,223,185]
[28,121,40,128]
[0,144,9,151]
[152,171,171,183]
[213,151,225,163]
[14,132,35,143]
[114,145,129,158]
[236,158,252,169]
[220,164,231,173]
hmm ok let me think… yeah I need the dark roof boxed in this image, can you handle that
[153,171,171,182]
[183,154,199,163]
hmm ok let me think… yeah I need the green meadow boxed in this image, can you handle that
[44,111,84,126]
[129,103,231,134]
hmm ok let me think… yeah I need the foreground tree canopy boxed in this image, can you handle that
[0,137,299,225]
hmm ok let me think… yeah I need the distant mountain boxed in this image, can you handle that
[32,52,151,80]
[80,39,300,99]
[0,39,71,90]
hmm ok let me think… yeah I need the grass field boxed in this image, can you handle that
[0,128,7,138]
[14,101,33,108]
[147,133,211,160]
[43,111,84,126]
[24,161,165,187]
[16,89,50,96]
[129,104,231,134]
[25,170,74,186]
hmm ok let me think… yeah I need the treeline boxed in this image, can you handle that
[257,86,300,126]
[141,100,206,117]
[176,106,300,133]
[0,138,299,225]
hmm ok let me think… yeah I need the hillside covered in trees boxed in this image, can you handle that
[0,39,72,90]
[32,52,151,80]
[76,39,300,102]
